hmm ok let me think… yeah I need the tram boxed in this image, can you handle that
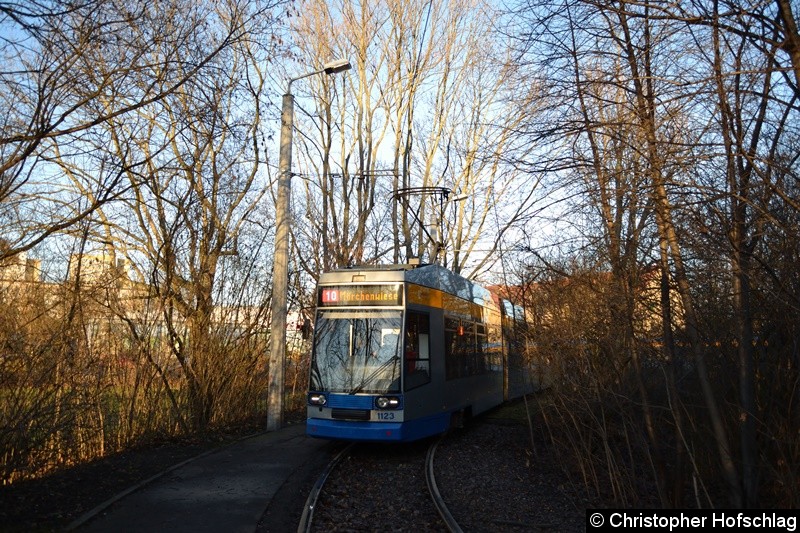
[306,262,524,442]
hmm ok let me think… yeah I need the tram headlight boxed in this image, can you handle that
[375,396,400,409]
[308,393,327,406]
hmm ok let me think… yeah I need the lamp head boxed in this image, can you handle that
[323,58,352,75]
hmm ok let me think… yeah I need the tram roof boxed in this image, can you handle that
[319,263,495,308]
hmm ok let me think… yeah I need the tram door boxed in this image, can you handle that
[404,310,431,389]
[402,310,433,418]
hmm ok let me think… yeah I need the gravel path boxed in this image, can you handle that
[311,439,441,531]
[436,420,590,531]
[310,411,595,532]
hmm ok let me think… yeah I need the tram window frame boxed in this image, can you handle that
[404,310,431,390]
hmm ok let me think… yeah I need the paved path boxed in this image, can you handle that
[71,424,335,533]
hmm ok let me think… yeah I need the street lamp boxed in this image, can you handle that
[267,58,351,431]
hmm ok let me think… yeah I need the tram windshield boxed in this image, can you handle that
[310,310,402,394]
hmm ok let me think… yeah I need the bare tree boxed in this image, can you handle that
[508,0,800,508]
[289,0,541,280]
[0,0,256,260]
[81,1,277,431]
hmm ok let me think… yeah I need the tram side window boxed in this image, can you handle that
[446,317,496,380]
[404,311,431,390]
[487,325,503,371]
[445,316,474,380]
[445,317,459,380]
[475,324,487,374]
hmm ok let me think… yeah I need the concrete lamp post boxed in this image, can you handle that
[267,59,351,432]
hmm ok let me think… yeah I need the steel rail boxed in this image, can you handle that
[297,442,354,533]
[425,436,464,533]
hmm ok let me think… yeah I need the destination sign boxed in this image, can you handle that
[318,284,403,307]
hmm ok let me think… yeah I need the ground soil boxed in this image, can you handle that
[1,403,610,532]
[0,422,267,532]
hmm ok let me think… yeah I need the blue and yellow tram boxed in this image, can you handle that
[306,263,514,442]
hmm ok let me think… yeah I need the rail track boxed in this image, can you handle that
[297,436,463,533]
[425,436,464,533]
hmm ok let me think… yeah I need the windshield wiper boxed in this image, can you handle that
[349,355,399,395]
